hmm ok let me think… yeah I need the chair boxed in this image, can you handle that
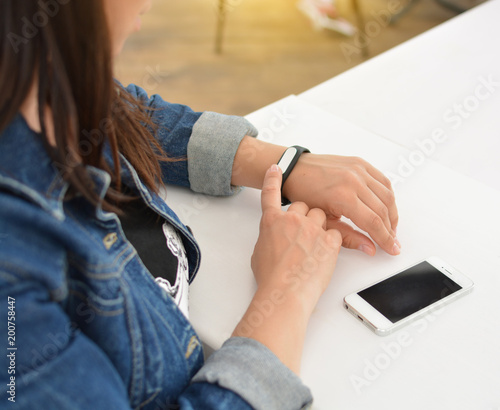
[390,0,468,24]
[213,0,470,55]
[214,0,368,54]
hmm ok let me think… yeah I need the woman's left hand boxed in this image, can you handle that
[283,153,400,256]
[232,137,400,256]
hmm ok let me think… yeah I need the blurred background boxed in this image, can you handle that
[114,0,484,116]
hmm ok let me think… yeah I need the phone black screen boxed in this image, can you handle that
[358,261,462,323]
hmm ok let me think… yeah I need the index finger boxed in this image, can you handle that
[261,164,283,213]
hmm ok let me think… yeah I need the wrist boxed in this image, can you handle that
[254,280,322,320]
[231,136,286,189]
[277,147,310,205]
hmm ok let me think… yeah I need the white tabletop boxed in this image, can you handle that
[300,0,500,193]
[166,2,500,408]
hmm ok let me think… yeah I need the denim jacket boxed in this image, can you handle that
[0,84,313,409]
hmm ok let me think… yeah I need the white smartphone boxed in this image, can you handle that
[343,257,474,336]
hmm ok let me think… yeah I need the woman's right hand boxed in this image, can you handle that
[232,164,342,374]
[251,164,342,311]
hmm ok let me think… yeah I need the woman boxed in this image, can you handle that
[0,1,399,409]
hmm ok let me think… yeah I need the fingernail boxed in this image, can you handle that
[270,164,279,173]
[392,242,401,255]
[395,237,401,248]
[358,244,374,256]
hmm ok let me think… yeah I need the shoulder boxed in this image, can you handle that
[0,116,70,289]
[0,114,68,220]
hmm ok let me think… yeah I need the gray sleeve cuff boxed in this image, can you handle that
[187,112,258,196]
[192,337,313,410]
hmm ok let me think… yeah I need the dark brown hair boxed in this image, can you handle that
[0,0,169,211]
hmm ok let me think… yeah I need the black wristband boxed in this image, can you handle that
[276,145,310,206]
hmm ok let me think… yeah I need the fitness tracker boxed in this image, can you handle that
[276,145,310,206]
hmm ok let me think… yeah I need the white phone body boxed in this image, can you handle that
[343,257,474,336]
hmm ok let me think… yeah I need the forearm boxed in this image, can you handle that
[232,285,313,375]
[231,136,287,190]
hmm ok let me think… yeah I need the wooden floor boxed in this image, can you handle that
[114,0,478,117]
